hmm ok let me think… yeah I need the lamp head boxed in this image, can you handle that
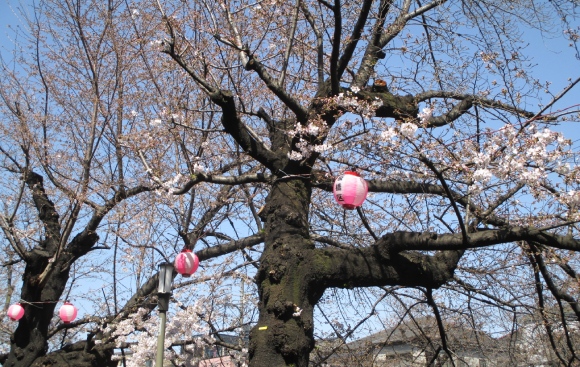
[157,262,174,294]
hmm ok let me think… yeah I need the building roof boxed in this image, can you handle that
[347,316,498,351]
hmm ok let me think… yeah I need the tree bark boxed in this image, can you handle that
[4,248,100,367]
[250,173,322,367]
[248,168,463,366]
[4,171,102,367]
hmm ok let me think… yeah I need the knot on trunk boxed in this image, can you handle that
[271,300,296,319]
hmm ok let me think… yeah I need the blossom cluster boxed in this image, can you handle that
[334,90,383,118]
[461,123,575,209]
[379,121,419,141]
[287,121,332,161]
[417,106,434,125]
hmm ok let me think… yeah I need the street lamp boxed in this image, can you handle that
[156,262,174,367]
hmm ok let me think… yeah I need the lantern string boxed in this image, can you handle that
[274,169,311,182]
[18,300,60,308]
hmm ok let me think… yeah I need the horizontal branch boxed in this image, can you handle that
[314,223,580,291]
[414,91,551,127]
[196,233,264,261]
[375,227,580,252]
[314,245,462,290]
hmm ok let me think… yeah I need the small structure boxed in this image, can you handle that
[198,356,239,367]
[314,317,500,367]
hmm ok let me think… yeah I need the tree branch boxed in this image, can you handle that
[279,0,301,87]
[172,172,270,195]
[373,227,580,253]
[300,2,325,88]
[336,0,373,79]
[315,244,463,290]
[414,91,549,127]
[329,0,342,95]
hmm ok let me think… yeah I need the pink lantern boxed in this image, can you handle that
[7,303,24,321]
[174,250,199,277]
[333,171,369,210]
[59,302,78,324]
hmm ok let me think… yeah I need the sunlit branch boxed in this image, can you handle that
[329,0,341,95]
[481,182,525,219]
[311,234,355,250]
[414,91,549,127]
[180,185,234,249]
[532,75,580,121]
[336,0,373,79]
[243,52,309,122]
[214,0,309,122]
[0,215,28,261]
[279,0,301,87]
[351,0,393,89]
[355,0,446,89]
[300,2,325,88]
[375,227,580,253]
[314,175,521,232]
[451,277,520,311]
[196,233,264,260]
[24,170,62,256]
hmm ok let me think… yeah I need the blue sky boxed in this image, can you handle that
[1,0,577,127]
[0,0,579,343]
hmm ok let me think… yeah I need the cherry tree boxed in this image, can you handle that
[1,0,580,366]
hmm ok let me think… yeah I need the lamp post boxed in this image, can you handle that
[156,262,174,367]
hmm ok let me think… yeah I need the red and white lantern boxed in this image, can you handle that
[174,250,199,277]
[7,303,24,321]
[59,302,78,324]
[333,171,369,210]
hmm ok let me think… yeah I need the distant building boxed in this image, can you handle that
[198,356,239,367]
[498,311,580,367]
[313,317,500,367]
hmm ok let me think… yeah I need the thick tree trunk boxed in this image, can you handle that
[5,246,97,366]
[247,170,463,366]
[30,339,116,367]
[5,251,113,367]
[5,257,65,366]
[4,170,106,366]
[250,175,323,366]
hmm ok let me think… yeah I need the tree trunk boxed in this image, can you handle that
[250,174,323,367]
[5,257,65,366]
[30,339,116,367]
[5,242,99,366]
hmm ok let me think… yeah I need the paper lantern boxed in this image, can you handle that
[174,250,199,277]
[333,171,368,209]
[7,303,24,321]
[59,302,78,324]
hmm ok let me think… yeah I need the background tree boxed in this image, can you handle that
[1,0,580,366]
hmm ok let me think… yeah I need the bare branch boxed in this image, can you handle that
[279,0,301,86]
